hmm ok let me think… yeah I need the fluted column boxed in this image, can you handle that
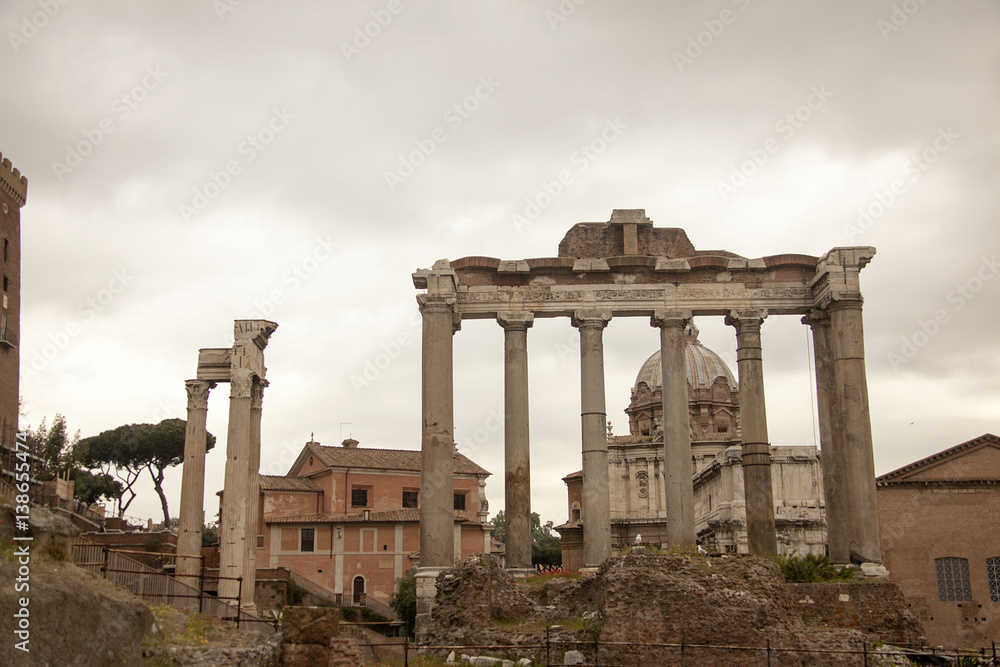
[418,295,458,569]
[177,379,215,595]
[725,310,777,555]
[828,299,882,563]
[651,310,695,549]
[498,311,533,571]
[572,309,612,567]
[218,367,256,612]
[803,309,849,563]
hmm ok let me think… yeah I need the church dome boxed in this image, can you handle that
[633,325,737,392]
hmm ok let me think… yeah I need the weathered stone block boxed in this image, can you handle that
[283,642,330,667]
[281,605,340,645]
[328,636,364,666]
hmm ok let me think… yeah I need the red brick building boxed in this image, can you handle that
[254,437,492,605]
[877,434,1000,649]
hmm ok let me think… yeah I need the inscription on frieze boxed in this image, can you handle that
[595,289,665,300]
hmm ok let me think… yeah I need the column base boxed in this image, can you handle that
[414,566,448,644]
[858,562,889,579]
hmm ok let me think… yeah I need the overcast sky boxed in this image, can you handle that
[3,1,998,528]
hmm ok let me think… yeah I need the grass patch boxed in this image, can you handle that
[770,554,856,583]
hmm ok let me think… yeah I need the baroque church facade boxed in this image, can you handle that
[556,325,826,567]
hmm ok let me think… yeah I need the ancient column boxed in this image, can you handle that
[652,310,695,549]
[828,299,882,563]
[803,309,849,563]
[725,310,777,555]
[418,295,458,569]
[572,309,612,567]
[218,366,256,613]
[242,378,266,600]
[498,311,533,572]
[176,379,214,595]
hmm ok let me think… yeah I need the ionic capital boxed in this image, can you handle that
[417,294,456,315]
[801,308,831,329]
[571,309,612,330]
[497,311,534,332]
[725,309,768,331]
[185,380,215,410]
[650,309,692,330]
[230,367,256,399]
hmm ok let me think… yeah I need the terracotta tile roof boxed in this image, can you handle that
[259,475,322,492]
[265,508,482,525]
[562,470,583,482]
[311,444,490,476]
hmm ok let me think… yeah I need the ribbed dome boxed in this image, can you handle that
[634,325,736,391]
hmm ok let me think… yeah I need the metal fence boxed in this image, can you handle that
[354,634,1000,667]
[288,569,400,621]
[71,542,274,633]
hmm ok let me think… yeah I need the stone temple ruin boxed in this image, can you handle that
[413,209,883,633]
[176,319,277,613]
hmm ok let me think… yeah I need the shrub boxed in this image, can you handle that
[773,554,855,583]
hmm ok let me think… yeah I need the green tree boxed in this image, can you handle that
[24,414,80,481]
[70,468,123,506]
[390,567,417,636]
[531,513,562,567]
[490,509,505,543]
[77,418,215,523]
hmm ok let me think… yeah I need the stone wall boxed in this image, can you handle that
[281,606,363,667]
[788,582,923,644]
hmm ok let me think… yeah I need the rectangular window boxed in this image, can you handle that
[351,488,368,508]
[256,534,264,549]
[936,557,972,601]
[402,490,419,508]
[300,528,315,552]
[453,493,466,511]
[988,557,1000,603]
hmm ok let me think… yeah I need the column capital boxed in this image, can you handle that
[650,309,692,329]
[185,380,215,410]
[497,311,534,331]
[801,308,831,328]
[826,294,865,312]
[416,293,457,314]
[725,309,768,330]
[571,309,612,329]
[230,367,256,399]
[251,378,268,408]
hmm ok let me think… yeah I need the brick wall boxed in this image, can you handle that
[788,582,923,644]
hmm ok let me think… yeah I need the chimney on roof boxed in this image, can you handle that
[342,438,359,448]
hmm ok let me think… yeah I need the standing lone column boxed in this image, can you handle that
[242,378,267,599]
[803,309,850,563]
[572,309,612,567]
[177,379,215,595]
[828,299,882,563]
[498,311,534,572]
[651,310,695,549]
[218,367,256,612]
[725,310,777,555]
[418,295,458,569]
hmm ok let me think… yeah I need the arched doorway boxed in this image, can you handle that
[352,576,365,605]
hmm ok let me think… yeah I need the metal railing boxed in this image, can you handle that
[288,570,400,621]
[71,543,274,632]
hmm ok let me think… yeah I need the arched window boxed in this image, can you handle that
[935,557,972,601]
[353,576,365,604]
